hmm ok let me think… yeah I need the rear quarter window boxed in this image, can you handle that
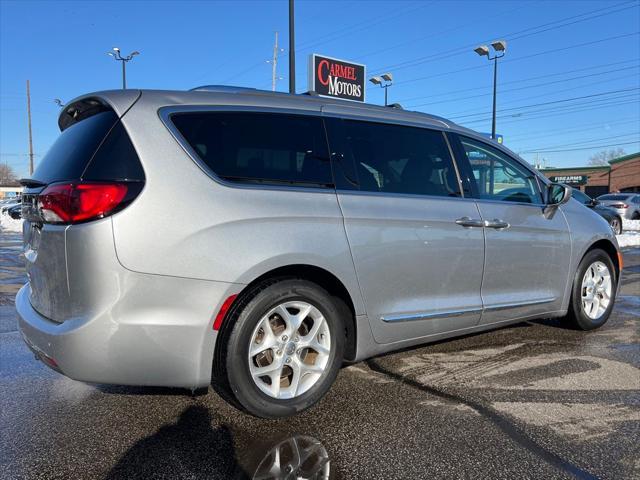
[31,111,118,183]
[30,110,144,183]
[170,111,332,187]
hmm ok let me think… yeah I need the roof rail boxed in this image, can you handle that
[189,85,259,93]
[387,103,403,110]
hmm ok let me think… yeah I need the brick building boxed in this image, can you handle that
[539,151,640,197]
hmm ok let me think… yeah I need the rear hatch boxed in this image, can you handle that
[21,95,144,322]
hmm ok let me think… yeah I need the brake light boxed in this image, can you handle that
[622,204,629,209]
[38,182,128,224]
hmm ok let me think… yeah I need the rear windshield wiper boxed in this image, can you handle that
[19,178,46,188]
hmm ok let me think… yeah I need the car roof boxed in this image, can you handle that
[61,86,542,179]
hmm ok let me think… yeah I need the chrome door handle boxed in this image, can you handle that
[484,219,510,229]
[455,217,485,228]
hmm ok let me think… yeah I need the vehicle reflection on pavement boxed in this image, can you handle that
[248,435,330,480]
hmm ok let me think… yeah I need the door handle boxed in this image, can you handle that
[484,219,510,229]
[455,217,485,228]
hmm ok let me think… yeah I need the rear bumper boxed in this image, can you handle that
[16,274,243,389]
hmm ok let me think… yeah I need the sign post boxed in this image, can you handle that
[308,54,366,102]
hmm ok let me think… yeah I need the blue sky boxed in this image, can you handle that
[1,0,639,178]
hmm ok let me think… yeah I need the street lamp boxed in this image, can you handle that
[53,98,65,108]
[369,73,393,106]
[107,47,140,89]
[474,40,506,140]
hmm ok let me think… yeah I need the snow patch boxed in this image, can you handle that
[618,218,640,248]
[0,213,23,233]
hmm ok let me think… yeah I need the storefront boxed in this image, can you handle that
[539,152,640,197]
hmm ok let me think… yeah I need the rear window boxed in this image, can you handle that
[30,110,144,184]
[170,112,332,187]
[31,111,118,183]
[598,194,629,201]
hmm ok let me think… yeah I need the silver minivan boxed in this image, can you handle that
[16,87,622,418]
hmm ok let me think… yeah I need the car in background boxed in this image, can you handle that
[8,204,22,220]
[1,197,21,214]
[572,189,623,235]
[597,193,640,220]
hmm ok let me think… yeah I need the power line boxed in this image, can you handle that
[368,1,638,75]
[519,132,640,151]
[465,97,639,127]
[395,31,640,88]
[408,66,639,110]
[506,117,640,142]
[396,58,640,104]
[521,141,640,154]
[449,87,640,120]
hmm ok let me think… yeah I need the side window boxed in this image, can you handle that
[170,112,332,187]
[342,120,461,197]
[459,136,542,204]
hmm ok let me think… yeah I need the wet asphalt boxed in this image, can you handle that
[0,230,638,480]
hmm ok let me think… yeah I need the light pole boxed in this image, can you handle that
[369,73,393,106]
[474,40,506,140]
[107,47,140,89]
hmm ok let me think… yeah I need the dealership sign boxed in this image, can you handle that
[308,54,366,102]
[550,175,588,185]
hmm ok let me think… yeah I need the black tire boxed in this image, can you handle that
[224,279,345,419]
[610,216,622,235]
[563,248,617,330]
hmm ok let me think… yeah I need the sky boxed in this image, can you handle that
[1,0,639,178]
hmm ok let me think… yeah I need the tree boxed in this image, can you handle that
[588,148,626,166]
[0,163,19,186]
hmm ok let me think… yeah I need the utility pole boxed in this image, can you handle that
[270,31,281,91]
[288,0,295,94]
[26,80,34,176]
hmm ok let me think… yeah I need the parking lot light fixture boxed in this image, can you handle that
[107,47,140,90]
[473,40,506,139]
[369,73,393,106]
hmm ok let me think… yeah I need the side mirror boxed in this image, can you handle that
[544,183,571,216]
[547,183,572,206]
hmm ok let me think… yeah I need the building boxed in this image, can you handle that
[0,185,23,199]
[539,151,640,197]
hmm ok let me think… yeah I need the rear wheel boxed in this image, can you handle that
[225,279,345,418]
[563,249,617,330]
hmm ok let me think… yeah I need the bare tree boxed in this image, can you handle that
[0,164,19,186]
[588,148,626,166]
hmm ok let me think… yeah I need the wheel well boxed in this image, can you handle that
[214,265,358,377]
[586,239,620,279]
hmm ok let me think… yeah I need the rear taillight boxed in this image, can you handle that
[38,182,129,224]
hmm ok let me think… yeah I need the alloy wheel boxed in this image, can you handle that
[581,261,612,320]
[248,301,331,399]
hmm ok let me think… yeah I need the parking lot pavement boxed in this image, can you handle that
[1,230,638,480]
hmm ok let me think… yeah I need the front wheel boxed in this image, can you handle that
[563,249,617,330]
[224,279,345,418]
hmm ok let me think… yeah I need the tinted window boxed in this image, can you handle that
[83,120,145,181]
[171,112,332,187]
[459,136,541,204]
[342,120,460,197]
[31,111,118,183]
